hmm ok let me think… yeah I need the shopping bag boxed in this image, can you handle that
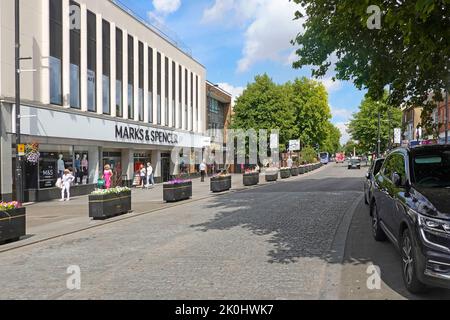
[55,178,62,189]
[97,178,105,189]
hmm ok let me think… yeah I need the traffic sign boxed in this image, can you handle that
[17,144,25,156]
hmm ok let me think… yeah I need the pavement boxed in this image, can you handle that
[1,163,449,300]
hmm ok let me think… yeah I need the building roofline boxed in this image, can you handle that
[109,0,205,69]
[206,80,232,98]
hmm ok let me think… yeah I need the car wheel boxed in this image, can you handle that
[400,229,428,294]
[371,203,387,242]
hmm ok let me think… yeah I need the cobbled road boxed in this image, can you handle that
[0,164,375,300]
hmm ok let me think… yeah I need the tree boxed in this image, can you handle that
[348,94,402,154]
[231,74,296,153]
[343,140,364,157]
[322,122,342,155]
[291,0,450,111]
[284,77,332,148]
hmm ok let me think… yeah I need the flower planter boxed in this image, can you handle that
[299,166,306,174]
[211,175,232,192]
[243,172,259,186]
[89,190,131,220]
[280,169,291,179]
[163,181,192,202]
[265,171,279,182]
[0,207,26,244]
[290,167,299,176]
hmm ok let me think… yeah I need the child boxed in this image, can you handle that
[61,169,75,201]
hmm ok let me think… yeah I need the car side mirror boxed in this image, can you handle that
[392,172,402,187]
[366,172,371,180]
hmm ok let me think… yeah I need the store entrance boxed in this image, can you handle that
[161,153,171,182]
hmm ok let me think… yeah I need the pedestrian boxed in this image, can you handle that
[200,160,207,182]
[139,164,146,188]
[145,162,155,188]
[103,164,113,190]
[60,169,75,202]
[287,157,293,168]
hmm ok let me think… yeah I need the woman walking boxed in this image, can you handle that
[103,164,113,189]
[60,169,75,201]
[145,162,154,188]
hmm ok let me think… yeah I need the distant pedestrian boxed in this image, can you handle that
[145,162,155,188]
[60,169,75,202]
[139,164,146,188]
[287,157,293,168]
[200,161,207,182]
[103,164,113,189]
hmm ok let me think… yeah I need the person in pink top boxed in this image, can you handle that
[103,164,113,189]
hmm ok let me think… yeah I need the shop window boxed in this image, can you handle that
[49,0,62,105]
[148,47,154,123]
[116,28,123,117]
[103,19,111,115]
[70,1,81,109]
[87,11,97,112]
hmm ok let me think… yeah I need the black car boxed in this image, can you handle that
[370,145,450,293]
[348,158,361,170]
[364,158,384,205]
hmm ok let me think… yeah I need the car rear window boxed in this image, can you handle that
[412,150,450,187]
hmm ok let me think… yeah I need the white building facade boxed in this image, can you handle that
[0,0,207,201]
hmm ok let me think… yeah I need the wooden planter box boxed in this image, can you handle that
[211,175,232,192]
[89,191,132,220]
[291,167,299,176]
[163,181,192,202]
[280,169,291,179]
[265,171,279,182]
[0,207,26,244]
[243,173,259,186]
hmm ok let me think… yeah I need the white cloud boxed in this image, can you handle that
[331,105,352,120]
[202,0,305,73]
[335,122,351,145]
[319,77,343,93]
[152,0,181,14]
[217,83,245,106]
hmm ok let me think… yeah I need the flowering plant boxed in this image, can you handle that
[91,187,131,196]
[167,178,191,185]
[25,143,40,164]
[0,201,21,211]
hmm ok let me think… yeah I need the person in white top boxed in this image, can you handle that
[61,169,75,201]
[200,161,207,182]
[287,157,293,168]
[145,162,154,188]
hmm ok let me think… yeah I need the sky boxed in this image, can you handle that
[121,0,368,144]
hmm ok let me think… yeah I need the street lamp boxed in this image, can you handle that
[377,102,381,158]
[15,0,24,204]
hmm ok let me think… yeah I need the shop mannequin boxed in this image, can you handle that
[74,154,81,184]
[57,154,65,178]
[81,154,89,184]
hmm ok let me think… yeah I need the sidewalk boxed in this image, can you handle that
[1,166,328,253]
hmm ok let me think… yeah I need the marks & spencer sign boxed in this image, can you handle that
[115,125,179,145]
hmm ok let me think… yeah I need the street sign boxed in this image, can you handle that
[17,144,25,156]
[289,140,300,151]
[394,128,401,145]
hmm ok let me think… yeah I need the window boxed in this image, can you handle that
[69,1,80,109]
[115,28,123,117]
[383,153,406,182]
[49,0,63,105]
[196,75,199,123]
[128,35,134,119]
[172,61,176,127]
[157,52,161,125]
[148,47,153,123]
[165,57,169,126]
[178,65,182,129]
[190,72,194,131]
[102,20,111,115]
[138,42,144,122]
[87,11,97,112]
[185,68,188,130]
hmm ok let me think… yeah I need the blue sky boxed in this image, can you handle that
[121,0,367,144]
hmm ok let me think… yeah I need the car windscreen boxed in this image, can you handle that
[412,150,450,188]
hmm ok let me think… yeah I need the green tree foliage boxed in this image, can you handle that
[322,122,342,155]
[231,74,296,152]
[291,0,450,112]
[284,78,332,148]
[343,140,364,157]
[348,94,402,154]
[299,146,318,164]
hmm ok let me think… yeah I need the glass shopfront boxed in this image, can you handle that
[24,144,91,190]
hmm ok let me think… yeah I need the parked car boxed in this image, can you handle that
[364,158,384,205]
[348,158,361,170]
[370,145,450,293]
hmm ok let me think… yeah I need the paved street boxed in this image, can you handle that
[0,164,449,300]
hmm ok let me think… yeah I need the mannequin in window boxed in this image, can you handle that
[74,154,81,185]
[57,154,65,179]
[81,154,89,184]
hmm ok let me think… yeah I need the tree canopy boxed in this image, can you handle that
[231,74,340,154]
[348,94,402,154]
[291,0,450,110]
